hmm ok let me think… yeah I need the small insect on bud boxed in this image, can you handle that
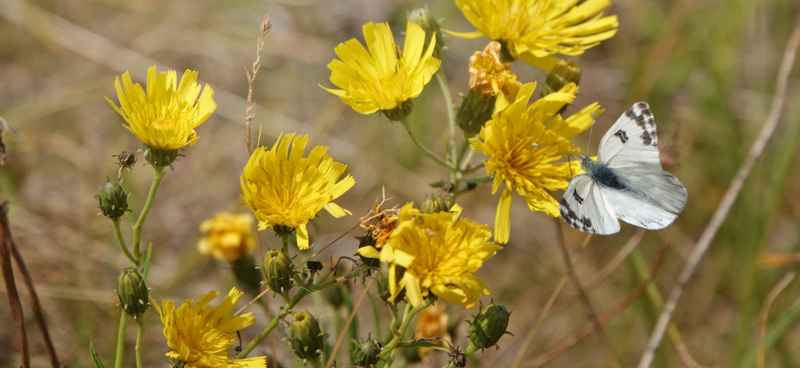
[288,312,327,362]
[263,249,294,295]
[113,150,137,173]
[468,303,512,350]
[449,347,467,367]
[350,336,382,368]
[95,179,130,220]
[408,7,446,59]
[541,59,582,98]
[421,194,450,214]
[116,267,149,318]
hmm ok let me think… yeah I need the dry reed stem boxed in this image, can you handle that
[553,218,623,368]
[244,14,272,155]
[529,244,666,367]
[636,13,800,368]
[325,277,376,368]
[757,271,794,368]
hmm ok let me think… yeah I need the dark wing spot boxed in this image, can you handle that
[560,197,595,232]
[613,130,629,143]
[572,190,584,204]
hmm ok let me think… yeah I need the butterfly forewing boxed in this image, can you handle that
[559,174,620,235]
[598,102,661,169]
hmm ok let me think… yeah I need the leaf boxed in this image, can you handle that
[89,340,107,368]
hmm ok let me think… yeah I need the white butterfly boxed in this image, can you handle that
[559,102,688,235]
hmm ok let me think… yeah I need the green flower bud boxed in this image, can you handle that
[356,231,380,268]
[382,100,413,122]
[457,89,496,138]
[116,267,149,318]
[421,194,450,214]
[377,263,405,304]
[143,144,179,168]
[468,303,511,350]
[541,60,581,98]
[408,7,445,59]
[496,40,515,63]
[95,180,130,220]
[288,312,326,362]
[350,336,382,367]
[263,249,294,294]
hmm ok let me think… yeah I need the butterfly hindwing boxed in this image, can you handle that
[598,102,661,169]
[614,168,688,215]
[559,174,620,235]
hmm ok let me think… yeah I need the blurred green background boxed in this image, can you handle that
[1,0,800,367]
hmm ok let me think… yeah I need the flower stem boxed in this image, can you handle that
[132,166,165,259]
[134,318,145,368]
[236,308,287,359]
[379,298,433,365]
[114,312,127,368]
[400,119,452,170]
[112,219,138,266]
[436,71,457,165]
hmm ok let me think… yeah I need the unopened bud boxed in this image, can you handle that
[541,60,581,98]
[408,7,445,59]
[95,179,130,220]
[263,249,294,294]
[421,194,450,214]
[350,336,382,367]
[457,89,495,137]
[117,267,149,318]
[468,303,511,350]
[288,312,326,362]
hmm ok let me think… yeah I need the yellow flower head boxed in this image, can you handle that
[469,41,523,110]
[240,133,355,250]
[451,0,619,70]
[106,66,216,150]
[469,82,602,243]
[152,288,266,368]
[320,22,441,118]
[198,213,257,262]
[380,203,502,308]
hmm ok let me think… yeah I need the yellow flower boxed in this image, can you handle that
[240,133,355,250]
[320,22,441,119]
[152,288,266,368]
[380,203,502,308]
[198,213,257,262]
[469,82,602,243]
[450,0,618,70]
[107,65,216,150]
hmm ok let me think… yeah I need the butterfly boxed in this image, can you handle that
[559,102,688,235]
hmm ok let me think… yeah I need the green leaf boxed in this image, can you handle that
[89,340,107,368]
[428,180,445,188]
[397,341,449,352]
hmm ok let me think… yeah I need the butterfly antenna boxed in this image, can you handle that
[586,111,595,157]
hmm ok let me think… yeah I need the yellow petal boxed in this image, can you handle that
[494,188,513,244]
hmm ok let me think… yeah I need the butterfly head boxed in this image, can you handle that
[578,155,602,173]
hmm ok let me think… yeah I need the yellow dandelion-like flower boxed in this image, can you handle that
[106,66,216,151]
[240,133,355,250]
[152,288,266,368]
[450,0,619,70]
[320,22,441,120]
[380,203,502,308]
[469,82,602,243]
[198,213,257,262]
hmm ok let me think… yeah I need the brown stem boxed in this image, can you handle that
[0,205,29,368]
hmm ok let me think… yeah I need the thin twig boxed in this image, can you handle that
[552,218,622,368]
[235,287,271,316]
[530,244,666,367]
[325,277,376,368]
[0,205,29,368]
[757,271,795,368]
[509,233,593,368]
[244,14,272,155]
[637,13,800,368]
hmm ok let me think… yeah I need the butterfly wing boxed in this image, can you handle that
[559,174,620,235]
[598,102,661,169]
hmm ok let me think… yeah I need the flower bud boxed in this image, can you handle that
[468,303,511,350]
[95,179,130,220]
[541,60,581,98]
[116,267,149,318]
[421,194,450,214]
[408,7,445,59]
[457,89,495,137]
[143,144,179,168]
[263,249,294,294]
[350,336,382,367]
[288,312,326,362]
[382,100,413,122]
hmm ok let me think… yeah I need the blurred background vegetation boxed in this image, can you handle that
[1,0,800,367]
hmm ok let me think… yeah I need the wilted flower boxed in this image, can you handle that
[151,288,266,368]
[198,213,257,262]
[469,82,601,243]
[240,133,355,250]
[320,22,441,120]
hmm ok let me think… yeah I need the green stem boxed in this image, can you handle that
[380,298,433,364]
[455,136,471,169]
[400,119,452,170]
[436,71,457,165]
[442,343,478,368]
[460,175,493,184]
[132,166,165,259]
[134,318,145,368]
[236,309,286,358]
[112,219,138,266]
[281,232,291,255]
[114,312,127,368]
